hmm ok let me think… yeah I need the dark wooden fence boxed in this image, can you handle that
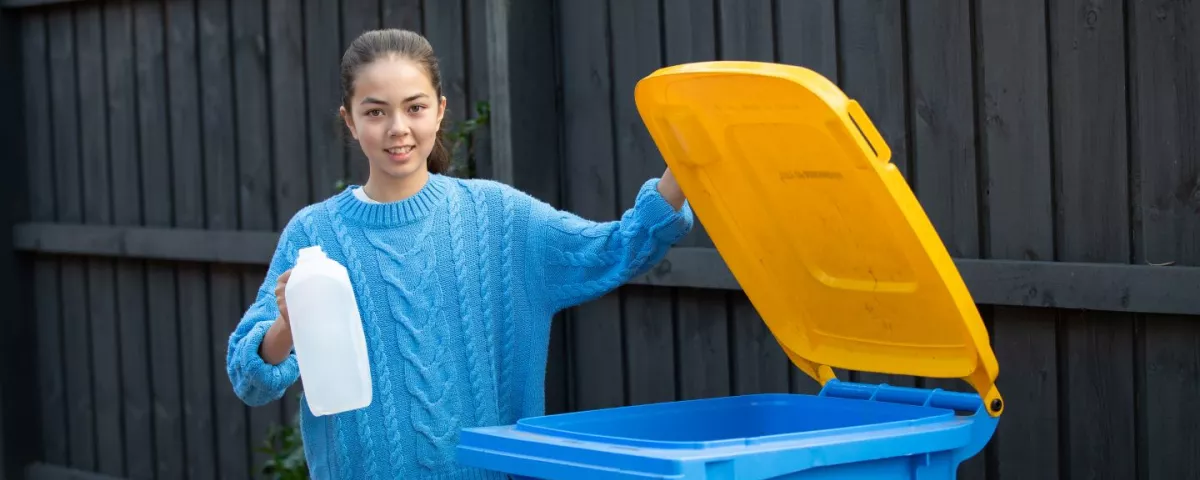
[0,0,507,478]
[2,0,1198,479]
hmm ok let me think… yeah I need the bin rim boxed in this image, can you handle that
[633,60,1003,416]
[456,389,1000,479]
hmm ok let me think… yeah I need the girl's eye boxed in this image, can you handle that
[366,109,384,117]
[408,105,426,114]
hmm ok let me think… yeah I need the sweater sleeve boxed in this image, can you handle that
[526,177,694,313]
[225,211,311,407]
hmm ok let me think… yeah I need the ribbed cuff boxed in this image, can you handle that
[238,320,300,394]
[636,178,695,244]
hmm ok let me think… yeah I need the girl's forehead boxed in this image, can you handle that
[355,58,435,94]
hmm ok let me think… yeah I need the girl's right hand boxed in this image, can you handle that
[275,268,292,326]
[260,268,295,365]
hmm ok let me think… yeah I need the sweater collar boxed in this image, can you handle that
[332,173,451,227]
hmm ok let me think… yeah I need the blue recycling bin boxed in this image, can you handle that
[455,61,1005,479]
[457,380,997,479]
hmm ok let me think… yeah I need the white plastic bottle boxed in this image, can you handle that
[285,245,373,416]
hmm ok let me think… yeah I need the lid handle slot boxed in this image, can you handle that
[846,100,892,165]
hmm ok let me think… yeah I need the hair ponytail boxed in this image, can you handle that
[427,127,451,174]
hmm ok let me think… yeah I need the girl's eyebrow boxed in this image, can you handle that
[360,93,428,106]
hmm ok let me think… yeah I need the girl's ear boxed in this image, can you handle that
[340,105,358,139]
[436,96,447,127]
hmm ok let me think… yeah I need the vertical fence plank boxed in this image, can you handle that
[1131,0,1200,477]
[381,0,421,31]
[729,299,789,396]
[103,1,154,476]
[230,0,283,473]
[75,3,124,476]
[908,0,980,264]
[424,0,469,174]
[48,6,96,471]
[661,0,729,402]
[305,0,346,200]
[463,0,492,179]
[716,0,773,62]
[340,0,380,185]
[268,0,311,225]
[164,0,219,477]
[133,1,187,476]
[838,0,910,180]
[197,0,252,475]
[609,0,676,407]
[1050,1,1137,479]
[21,10,68,468]
[775,0,837,81]
[558,0,626,411]
[906,1,987,477]
[976,1,1060,479]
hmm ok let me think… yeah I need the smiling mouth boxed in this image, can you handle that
[386,146,415,155]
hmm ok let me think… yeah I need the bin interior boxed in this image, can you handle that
[514,393,954,449]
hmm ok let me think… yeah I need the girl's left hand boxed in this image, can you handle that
[657,168,686,211]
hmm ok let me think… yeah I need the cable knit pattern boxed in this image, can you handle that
[324,201,403,479]
[453,184,500,429]
[226,173,693,479]
[496,190,519,422]
[365,226,460,470]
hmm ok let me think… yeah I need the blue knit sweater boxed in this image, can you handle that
[226,173,694,479]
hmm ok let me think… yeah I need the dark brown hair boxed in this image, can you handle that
[340,29,451,174]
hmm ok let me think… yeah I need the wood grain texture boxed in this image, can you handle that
[132,1,186,476]
[74,4,124,475]
[47,7,95,471]
[977,1,1060,478]
[20,9,68,469]
[196,1,252,472]
[1050,1,1136,478]
[906,1,986,476]
[1131,0,1200,477]
[100,2,153,476]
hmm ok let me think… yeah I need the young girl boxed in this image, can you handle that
[226,28,693,479]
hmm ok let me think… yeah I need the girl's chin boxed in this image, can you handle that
[372,158,426,178]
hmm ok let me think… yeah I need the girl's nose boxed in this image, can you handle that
[388,118,410,137]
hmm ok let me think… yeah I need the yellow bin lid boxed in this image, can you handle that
[634,61,1002,417]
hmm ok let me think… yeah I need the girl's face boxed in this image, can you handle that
[341,56,446,182]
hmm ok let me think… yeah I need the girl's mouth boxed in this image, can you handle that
[386,145,415,160]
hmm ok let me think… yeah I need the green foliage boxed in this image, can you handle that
[444,100,492,179]
[257,402,308,479]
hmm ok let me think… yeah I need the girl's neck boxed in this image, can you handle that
[362,168,430,203]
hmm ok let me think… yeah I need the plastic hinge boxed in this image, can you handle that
[818,379,999,465]
[817,379,982,414]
